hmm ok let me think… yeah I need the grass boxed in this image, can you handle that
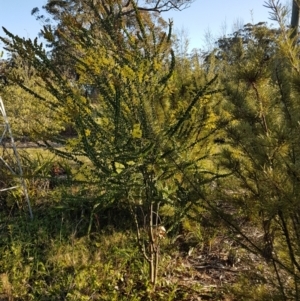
[0,147,280,300]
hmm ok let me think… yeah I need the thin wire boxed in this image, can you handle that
[0,96,33,219]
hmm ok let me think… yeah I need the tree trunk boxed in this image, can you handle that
[291,0,299,39]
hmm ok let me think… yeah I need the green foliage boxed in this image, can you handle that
[0,0,223,288]
[210,19,300,299]
[0,190,200,301]
[6,1,300,299]
[0,56,66,140]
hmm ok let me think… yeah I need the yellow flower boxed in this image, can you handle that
[132,123,142,138]
[85,129,91,137]
[114,162,125,174]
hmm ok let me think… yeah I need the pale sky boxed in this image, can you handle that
[163,0,275,50]
[0,0,278,56]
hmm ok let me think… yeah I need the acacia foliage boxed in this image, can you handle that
[0,1,225,288]
[0,0,221,229]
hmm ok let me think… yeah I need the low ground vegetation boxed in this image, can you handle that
[0,150,288,300]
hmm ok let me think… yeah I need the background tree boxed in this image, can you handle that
[0,54,66,140]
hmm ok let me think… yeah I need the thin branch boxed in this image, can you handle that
[120,0,195,15]
[130,205,151,262]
